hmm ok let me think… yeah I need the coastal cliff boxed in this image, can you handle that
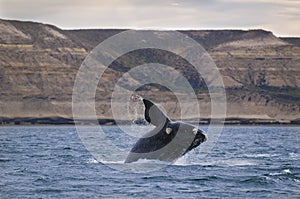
[1,19,299,125]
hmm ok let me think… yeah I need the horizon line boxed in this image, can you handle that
[1,17,299,38]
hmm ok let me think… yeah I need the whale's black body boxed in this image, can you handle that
[125,99,207,163]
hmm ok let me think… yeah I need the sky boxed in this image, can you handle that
[0,0,300,37]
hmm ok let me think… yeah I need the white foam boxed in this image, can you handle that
[243,153,279,158]
[269,172,282,176]
[215,159,257,166]
[97,159,124,165]
[269,169,292,176]
[283,169,292,174]
[289,153,300,160]
[174,157,257,167]
[174,155,189,166]
[86,158,99,164]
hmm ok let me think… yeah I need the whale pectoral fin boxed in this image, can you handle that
[143,99,170,126]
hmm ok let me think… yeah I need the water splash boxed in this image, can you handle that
[129,94,148,126]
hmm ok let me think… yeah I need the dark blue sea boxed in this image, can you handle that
[1,125,299,198]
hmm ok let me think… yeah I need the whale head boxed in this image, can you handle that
[184,127,207,154]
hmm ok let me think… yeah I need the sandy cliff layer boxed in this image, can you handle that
[0,19,300,124]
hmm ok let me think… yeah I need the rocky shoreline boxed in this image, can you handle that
[1,117,299,126]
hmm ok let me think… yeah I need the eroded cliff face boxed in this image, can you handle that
[0,19,87,119]
[0,19,299,124]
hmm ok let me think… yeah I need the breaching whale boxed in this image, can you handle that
[125,99,207,163]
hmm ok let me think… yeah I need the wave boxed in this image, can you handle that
[88,155,258,168]
[174,155,257,167]
[86,158,99,164]
[242,153,279,158]
[239,175,277,185]
[268,169,293,176]
[87,157,169,165]
[0,158,11,162]
[289,152,300,160]
[266,168,300,185]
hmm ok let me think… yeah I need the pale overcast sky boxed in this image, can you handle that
[0,0,299,36]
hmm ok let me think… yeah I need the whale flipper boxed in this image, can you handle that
[143,99,169,126]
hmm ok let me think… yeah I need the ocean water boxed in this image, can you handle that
[0,125,299,198]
